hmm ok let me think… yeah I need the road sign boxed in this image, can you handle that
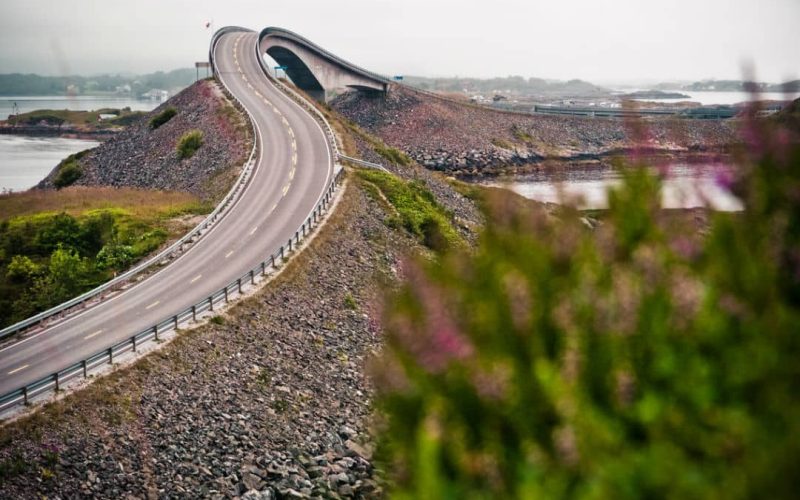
[393,75,404,81]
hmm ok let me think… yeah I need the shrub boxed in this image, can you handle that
[52,160,82,189]
[374,113,800,498]
[149,106,177,129]
[176,129,204,159]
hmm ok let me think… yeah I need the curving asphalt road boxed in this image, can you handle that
[0,31,334,396]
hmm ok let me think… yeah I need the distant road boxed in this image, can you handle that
[0,31,334,395]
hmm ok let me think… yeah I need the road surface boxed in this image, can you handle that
[0,31,334,396]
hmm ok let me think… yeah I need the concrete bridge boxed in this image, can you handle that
[258,27,391,102]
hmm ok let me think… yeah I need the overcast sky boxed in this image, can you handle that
[0,0,797,84]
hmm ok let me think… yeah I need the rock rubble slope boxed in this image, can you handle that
[332,85,739,173]
[38,80,251,200]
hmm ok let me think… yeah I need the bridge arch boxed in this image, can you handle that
[258,27,390,102]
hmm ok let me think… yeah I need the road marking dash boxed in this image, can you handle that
[84,329,103,340]
[292,153,297,165]
[289,168,295,180]
[288,128,294,138]
[225,250,234,259]
[250,226,258,235]
[292,141,297,152]
[8,364,29,375]
[145,300,160,310]
[190,274,202,284]
[282,184,290,196]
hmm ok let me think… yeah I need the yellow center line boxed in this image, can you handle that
[250,226,258,235]
[289,128,295,138]
[271,203,278,212]
[145,300,160,310]
[225,250,234,259]
[283,184,290,196]
[292,153,298,165]
[190,274,202,284]
[289,168,295,181]
[84,329,103,340]
[292,141,297,152]
[8,364,29,375]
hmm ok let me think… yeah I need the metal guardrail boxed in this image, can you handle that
[0,27,345,414]
[0,28,259,344]
[339,155,389,172]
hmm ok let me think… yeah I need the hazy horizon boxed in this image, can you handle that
[1,0,797,84]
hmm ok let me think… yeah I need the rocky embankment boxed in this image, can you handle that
[37,80,251,200]
[331,85,739,174]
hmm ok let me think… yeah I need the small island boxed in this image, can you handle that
[0,107,146,137]
[620,90,692,100]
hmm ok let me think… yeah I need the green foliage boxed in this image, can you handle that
[177,129,203,159]
[356,169,460,251]
[149,107,177,129]
[375,143,412,167]
[490,137,514,149]
[209,315,226,325]
[0,208,171,328]
[343,292,358,310]
[375,118,800,498]
[52,159,82,189]
[5,255,39,283]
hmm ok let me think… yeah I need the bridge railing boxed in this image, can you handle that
[0,33,260,343]
[0,27,348,415]
[0,169,345,415]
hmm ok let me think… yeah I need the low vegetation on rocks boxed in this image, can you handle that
[148,106,177,130]
[177,129,204,159]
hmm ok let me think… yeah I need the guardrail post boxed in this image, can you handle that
[250,270,255,284]
[288,238,293,251]
[23,387,28,405]
[82,360,88,378]
[295,231,299,244]
[154,324,159,341]
[209,296,214,312]
[271,255,276,268]
[173,315,178,330]
[261,262,266,276]
[132,335,137,353]
[224,287,229,303]
[54,372,60,392]
[238,278,243,294]
[280,246,285,259]
[108,347,114,364]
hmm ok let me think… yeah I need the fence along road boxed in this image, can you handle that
[0,30,336,403]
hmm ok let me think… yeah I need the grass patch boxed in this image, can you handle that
[209,315,226,325]
[374,143,412,167]
[149,107,177,129]
[491,137,514,150]
[177,129,204,159]
[356,169,460,251]
[511,126,533,143]
[343,292,358,310]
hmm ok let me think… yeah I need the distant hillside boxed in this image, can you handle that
[0,68,197,96]
[403,75,608,96]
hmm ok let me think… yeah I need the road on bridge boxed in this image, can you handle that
[0,31,334,396]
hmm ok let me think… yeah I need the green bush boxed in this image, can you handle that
[52,160,82,188]
[149,106,177,129]
[176,129,204,159]
[374,115,800,498]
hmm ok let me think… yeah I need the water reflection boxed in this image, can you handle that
[492,164,743,211]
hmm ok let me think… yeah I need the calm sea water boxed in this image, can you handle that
[0,95,160,120]
[632,90,799,105]
[0,135,100,192]
[493,164,743,211]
